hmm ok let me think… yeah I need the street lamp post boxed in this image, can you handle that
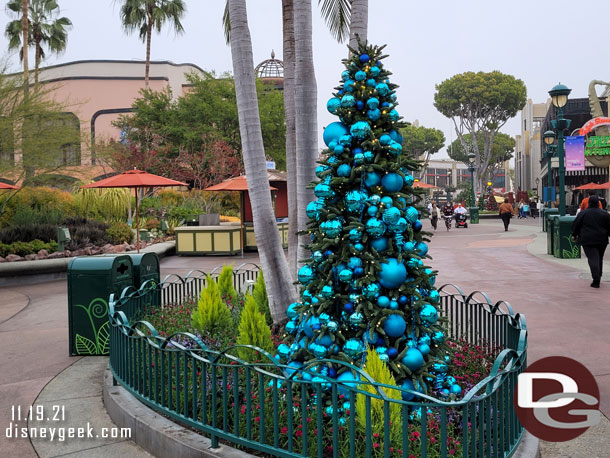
[543,130,556,209]
[548,83,572,216]
[468,152,476,206]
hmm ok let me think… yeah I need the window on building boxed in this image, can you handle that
[22,112,81,168]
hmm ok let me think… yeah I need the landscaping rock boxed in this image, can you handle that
[6,254,23,262]
[102,244,113,252]
[84,247,93,256]
[47,252,65,259]
[36,253,48,260]
[25,254,37,261]
[0,256,5,263]
[37,249,49,258]
[110,245,126,253]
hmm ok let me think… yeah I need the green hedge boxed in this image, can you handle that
[0,239,58,258]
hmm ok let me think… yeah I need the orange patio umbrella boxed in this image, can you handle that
[573,182,601,190]
[412,180,438,189]
[83,169,187,253]
[0,182,19,189]
[204,175,277,257]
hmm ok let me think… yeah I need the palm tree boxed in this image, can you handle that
[5,0,72,84]
[348,0,367,50]
[227,0,297,324]
[119,0,185,88]
[4,0,30,90]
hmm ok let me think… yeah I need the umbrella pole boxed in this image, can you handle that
[240,191,244,258]
[135,188,140,253]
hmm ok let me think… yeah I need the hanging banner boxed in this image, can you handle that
[565,136,586,171]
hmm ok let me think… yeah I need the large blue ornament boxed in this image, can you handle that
[349,121,372,140]
[388,109,400,122]
[347,256,363,269]
[402,348,424,371]
[419,304,438,325]
[367,97,379,109]
[285,320,297,334]
[348,228,362,241]
[341,70,351,81]
[367,109,381,121]
[379,258,407,288]
[403,241,416,252]
[404,173,415,187]
[389,217,407,234]
[388,141,402,156]
[370,237,389,252]
[314,183,333,198]
[416,241,428,257]
[369,66,380,77]
[339,134,352,146]
[383,314,406,337]
[343,79,355,92]
[382,206,401,225]
[303,316,320,338]
[355,70,367,81]
[365,217,386,237]
[337,164,352,177]
[375,83,390,96]
[405,206,419,223]
[320,219,343,238]
[349,312,364,326]
[379,134,392,146]
[365,171,381,188]
[363,282,380,299]
[345,190,366,213]
[333,144,344,155]
[323,122,349,146]
[298,265,314,284]
[353,243,364,252]
[413,220,423,232]
[321,285,334,298]
[287,302,300,319]
[377,295,390,308]
[431,330,445,345]
[343,339,364,358]
[336,371,360,396]
[339,268,353,282]
[366,78,377,87]
[353,152,365,165]
[327,97,341,114]
[340,94,356,108]
[315,164,330,177]
[381,173,404,192]
[359,54,370,63]
[364,151,374,163]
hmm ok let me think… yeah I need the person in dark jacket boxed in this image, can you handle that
[572,195,610,288]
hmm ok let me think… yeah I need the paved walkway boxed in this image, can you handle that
[0,217,608,457]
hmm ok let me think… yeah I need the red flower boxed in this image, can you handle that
[281,427,288,434]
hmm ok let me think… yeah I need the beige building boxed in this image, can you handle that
[514,99,548,193]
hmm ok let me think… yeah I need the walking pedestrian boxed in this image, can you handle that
[499,198,514,231]
[429,202,440,231]
[518,200,525,219]
[572,195,610,288]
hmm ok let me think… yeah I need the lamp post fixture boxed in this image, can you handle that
[535,177,540,200]
[468,152,476,206]
[548,83,572,216]
[543,130,556,209]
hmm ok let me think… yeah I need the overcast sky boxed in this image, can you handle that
[1,0,608,161]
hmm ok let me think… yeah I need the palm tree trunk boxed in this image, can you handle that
[34,42,40,85]
[21,0,28,94]
[145,21,152,88]
[293,0,318,265]
[228,0,297,323]
[282,0,298,280]
[348,0,368,51]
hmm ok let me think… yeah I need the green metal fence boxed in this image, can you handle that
[109,278,527,458]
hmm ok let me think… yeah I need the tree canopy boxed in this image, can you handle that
[400,123,445,160]
[447,132,515,166]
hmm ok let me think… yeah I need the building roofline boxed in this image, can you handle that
[39,59,207,74]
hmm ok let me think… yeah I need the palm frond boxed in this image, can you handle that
[222,0,230,45]
[317,0,351,43]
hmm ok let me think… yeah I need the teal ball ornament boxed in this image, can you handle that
[327,320,338,332]
[389,109,400,122]
[389,300,398,310]
[321,285,334,298]
[363,282,380,299]
[298,265,314,284]
[287,302,300,319]
[432,361,448,374]
[388,141,402,156]
[383,314,406,337]
[327,97,341,114]
[367,97,379,109]
[350,121,372,140]
[369,66,380,77]
[389,129,402,143]
[355,70,366,81]
[365,217,386,237]
[323,122,349,146]
[341,70,351,81]
[382,206,401,225]
[404,173,415,186]
[285,320,297,334]
[366,78,376,87]
[327,156,339,164]
[390,217,407,234]
[403,241,416,252]
[416,241,428,257]
[390,92,397,102]
[377,295,390,308]
[382,173,404,192]
[347,256,363,269]
[368,194,381,205]
[353,266,364,277]
[343,338,364,358]
[353,242,364,252]
[345,190,366,213]
[315,164,330,177]
[352,146,363,155]
[380,196,393,207]
[431,331,445,345]
[367,108,381,121]
[314,334,332,347]
[370,237,389,252]
[401,379,417,401]
[353,152,365,165]
[379,134,392,146]
[336,371,360,396]
[379,258,407,288]
[419,304,438,325]
[418,343,431,356]
[337,164,351,177]
[450,384,462,396]
[407,258,423,269]
[402,348,424,371]
[425,268,436,285]
[277,343,291,359]
[327,140,338,152]
[375,83,390,96]
[343,79,355,92]
[413,220,423,232]
[313,345,328,358]
[359,54,370,63]
[348,228,362,241]
[364,151,374,163]
[339,134,352,146]
[314,183,333,198]
[320,219,342,238]
[388,347,398,359]
[285,361,303,378]
[365,171,381,188]
[349,312,364,327]
[333,144,344,155]
[302,289,313,303]
[339,268,353,282]
[367,205,378,216]
[405,206,419,223]
[428,290,440,302]
[303,316,320,338]
[319,313,330,325]
[376,347,389,362]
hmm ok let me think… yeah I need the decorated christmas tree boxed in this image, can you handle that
[278,41,461,399]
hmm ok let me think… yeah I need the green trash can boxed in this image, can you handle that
[129,252,160,288]
[543,208,559,232]
[468,207,479,224]
[68,256,133,356]
[553,216,581,259]
[547,215,559,255]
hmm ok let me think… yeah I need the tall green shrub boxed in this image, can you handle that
[192,275,233,337]
[252,271,272,326]
[236,293,274,362]
[217,264,238,305]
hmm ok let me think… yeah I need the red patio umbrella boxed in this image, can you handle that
[0,182,19,189]
[83,169,187,253]
[412,180,438,189]
[204,175,278,257]
[573,182,601,190]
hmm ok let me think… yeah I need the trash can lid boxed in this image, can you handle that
[67,255,132,275]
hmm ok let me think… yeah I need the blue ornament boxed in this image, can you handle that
[277,343,291,359]
[353,243,364,252]
[381,101,389,107]
[389,217,407,234]
[337,164,352,177]
[413,220,423,232]
[387,347,398,359]
[398,295,408,305]
[339,268,353,282]
[349,312,364,326]
[379,134,392,146]
[428,290,440,302]
[336,371,360,396]
[363,282,380,299]
[333,144,345,155]
[298,265,314,284]
[381,173,404,192]
[366,97,379,109]
[368,194,381,205]
[388,129,401,142]
[353,152,365,165]
[366,217,386,237]
[327,156,339,164]
[390,93,397,102]
[367,205,378,216]
[314,334,332,348]
[419,304,438,325]
[403,241,416,252]
[375,83,390,96]
[389,300,399,310]
[352,147,363,155]
[367,109,381,121]
[369,66,380,77]
[366,78,377,87]
[402,348,424,371]
[383,314,406,337]
[324,250,333,258]
[348,228,362,241]
[347,256,363,269]
[418,343,431,356]
[356,100,364,110]
[343,302,354,313]
[323,122,349,146]
[285,361,303,378]
[345,190,366,213]
[432,361,448,374]
[388,141,402,156]
[382,207,401,225]
[343,339,364,358]
[407,258,423,269]
[377,295,390,308]
[321,285,334,298]
[343,79,355,92]
[349,121,372,140]
[315,164,330,177]
[355,70,367,81]
[364,151,374,163]
[431,331,444,345]
[401,379,417,401]
[419,335,431,346]
[285,320,297,334]
[341,70,351,81]
[416,241,428,257]
[327,97,341,114]
[287,302,300,319]
[303,316,320,338]
[302,290,313,303]
[314,183,333,198]
[320,219,343,238]
[370,237,389,252]
[339,134,352,146]
[388,109,399,122]
[380,196,393,207]
[364,171,381,188]
[379,258,407,288]
[353,266,364,277]
[327,320,339,332]
[376,347,389,362]
[405,206,419,223]
[450,384,462,396]
[359,54,370,63]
